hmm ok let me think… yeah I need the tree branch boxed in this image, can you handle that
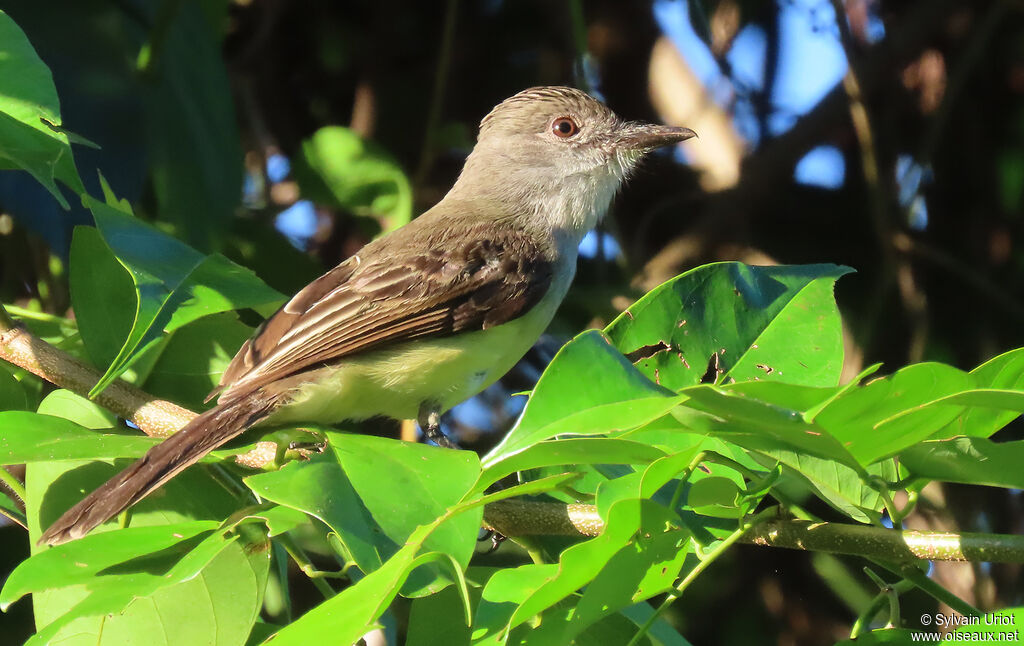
[484,500,1024,564]
[0,303,275,468]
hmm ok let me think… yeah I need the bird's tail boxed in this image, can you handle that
[38,389,280,546]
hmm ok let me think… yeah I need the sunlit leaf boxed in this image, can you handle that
[0,10,85,206]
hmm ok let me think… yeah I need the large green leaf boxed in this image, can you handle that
[814,362,1016,464]
[144,313,254,411]
[477,438,667,493]
[475,456,702,643]
[331,433,482,581]
[85,197,282,396]
[68,225,136,370]
[293,126,413,231]
[604,263,851,391]
[244,451,394,575]
[23,454,268,646]
[672,384,864,471]
[476,497,690,643]
[22,530,265,646]
[0,522,219,608]
[932,347,1024,439]
[261,476,574,646]
[752,449,895,523]
[0,10,85,207]
[485,330,681,465]
[0,411,157,463]
[900,437,1024,489]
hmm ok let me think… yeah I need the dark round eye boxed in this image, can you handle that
[551,116,579,138]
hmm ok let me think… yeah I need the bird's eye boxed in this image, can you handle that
[551,116,580,138]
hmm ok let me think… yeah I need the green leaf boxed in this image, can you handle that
[752,449,894,523]
[479,498,689,640]
[68,225,136,369]
[934,347,1024,439]
[234,505,310,537]
[815,363,974,464]
[604,263,852,391]
[0,522,219,608]
[25,459,268,646]
[673,384,864,471]
[406,583,474,646]
[485,330,681,465]
[144,313,254,411]
[265,489,495,645]
[36,389,118,429]
[84,197,282,396]
[0,10,85,207]
[294,125,413,231]
[25,530,266,646]
[477,456,700,641]
[0,411,158,463]
[595,451,700,520]
[331,433,482,579]
[0,367,28,411]
[266,542,424,645]
[687,477,741,510]
[244,451,394,575]
[900,437,1024,489]
[477,438,666,493]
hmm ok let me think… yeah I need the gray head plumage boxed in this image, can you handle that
[450,86,696,236]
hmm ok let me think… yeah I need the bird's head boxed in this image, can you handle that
[452,86,696,236]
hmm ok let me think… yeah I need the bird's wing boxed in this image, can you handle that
[210,217,555,402]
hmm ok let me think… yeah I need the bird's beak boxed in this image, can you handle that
[617,123,698,151]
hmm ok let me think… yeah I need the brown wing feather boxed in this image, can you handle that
[207,256,363,402]
[212,213,554,403]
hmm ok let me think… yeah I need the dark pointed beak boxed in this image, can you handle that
[617,123,698,151]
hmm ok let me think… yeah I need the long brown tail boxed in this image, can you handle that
[38,389,280,546]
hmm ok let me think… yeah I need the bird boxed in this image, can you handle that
[39,86,696,546]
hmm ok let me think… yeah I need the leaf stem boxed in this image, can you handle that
[277,533,337,600]
[0,465,26,502]
[668,450,708,511]
[2,304,72,326]
[850,573,915,637]
[881,560,981,619]
[628,508,777,646]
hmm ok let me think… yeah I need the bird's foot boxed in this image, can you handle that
[417,405,458,449]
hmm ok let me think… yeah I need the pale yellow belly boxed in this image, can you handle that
[265,279,568,425]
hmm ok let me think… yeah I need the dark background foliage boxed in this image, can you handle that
[1,1,1022,643]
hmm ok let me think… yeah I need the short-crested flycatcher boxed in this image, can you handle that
[40,86,696,545]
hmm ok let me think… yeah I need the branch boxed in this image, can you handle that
[484,500,1024,564]
[0,303,275,468]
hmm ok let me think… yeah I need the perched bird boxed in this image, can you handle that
[40,86,696,546]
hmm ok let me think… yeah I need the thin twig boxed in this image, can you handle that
[412,0,459,189]
[893,233,1024,322]
[829,0,929,363]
